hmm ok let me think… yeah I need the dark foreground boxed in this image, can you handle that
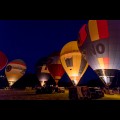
[0,89,69,100]
[0,89,120,100]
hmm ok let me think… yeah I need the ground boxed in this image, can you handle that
[0,89,69,100]
[97,94,120,100]
[0,89,120,100]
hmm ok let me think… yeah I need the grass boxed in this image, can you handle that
[0,89,69,100]
[97,94,120,100]
[1,89,120,100]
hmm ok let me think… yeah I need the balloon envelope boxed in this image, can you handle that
[60,41,88,86]
[78,20,120,86]
[36,57,50,81]
[47,52,65,86]
[5,59,27,87]
[0,51,8,70]
[37,65,50,81]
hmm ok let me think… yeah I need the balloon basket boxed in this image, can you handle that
[68,86,91,100]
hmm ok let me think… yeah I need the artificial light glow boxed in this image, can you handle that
[41,81,45,87]
[103,76,111,85]
[8,77,16,86]
[39,77,48,87]
[40,78,47,81]
[73,79,77,85]
[101,69,111,85]
[9,81,14,86]
[72,73,78,77]
[71,75,79,86]
[103,76,107,83]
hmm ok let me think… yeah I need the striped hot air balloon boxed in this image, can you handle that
[0,51,8,70]
[60,41,88,86]
[78,20,120,87]
[5,59,27,87]
[47,52,65,87]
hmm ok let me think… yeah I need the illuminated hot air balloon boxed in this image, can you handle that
[60,41,88,86]
[36,57,51,87]
[0,51,8,70]
[5,59,27,87]
[78,20,120,87]
[47,52,65,87]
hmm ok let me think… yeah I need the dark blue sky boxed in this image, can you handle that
[0,20,100,83]
[0,20,88,73]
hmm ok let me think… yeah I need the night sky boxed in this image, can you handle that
[0,20,100,84]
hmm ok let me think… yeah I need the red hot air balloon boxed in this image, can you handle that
[0,51,8,70]
[78,20,120,87]
[47,52,65,87]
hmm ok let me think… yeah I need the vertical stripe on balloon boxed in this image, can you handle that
[88,20,99,41]
[79,24,87,46]
[97,20,109,39]
[98,58,104,69]
[88,20,109,41]
[103,57,109,69]
[98,57,109,69]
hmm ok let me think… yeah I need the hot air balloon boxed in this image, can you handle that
[36,57,51,87]
[60,41,88,86]
[78,20,120,87]
[0,51,8,70]
[5,59,27,87]
[47,52,65,87]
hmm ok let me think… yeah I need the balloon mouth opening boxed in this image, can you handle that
[99,76,114,86]
[72,79,77,86]
[40,81,46,87]
[9,81,14,87]
[39,77,48,87]
[38,74,49,84]
[95,69,119,86]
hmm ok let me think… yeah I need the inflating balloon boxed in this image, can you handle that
[5,59,27,87]
[78,20,120,87]
[60,41,88,86]
[36,57,50,87]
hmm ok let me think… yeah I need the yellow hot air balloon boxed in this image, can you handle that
[5,59,27,87]
[60,41,88,86]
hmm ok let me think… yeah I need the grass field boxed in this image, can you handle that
[0,89,120,100]
[97,94,120,100]
[0,89,69,100]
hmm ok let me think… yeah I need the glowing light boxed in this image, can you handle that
[103,76,111,85]
[9,82,14,86]
[73,79,77,86]
[72,73,78,77]
[39,77,48,87]
[40,77,47,82]
[8,77,16,85]
[71,75,78,86]
[8,78,16,86]
[101,69,110,85]
[103,76,107,83]
[41,81,45,87]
